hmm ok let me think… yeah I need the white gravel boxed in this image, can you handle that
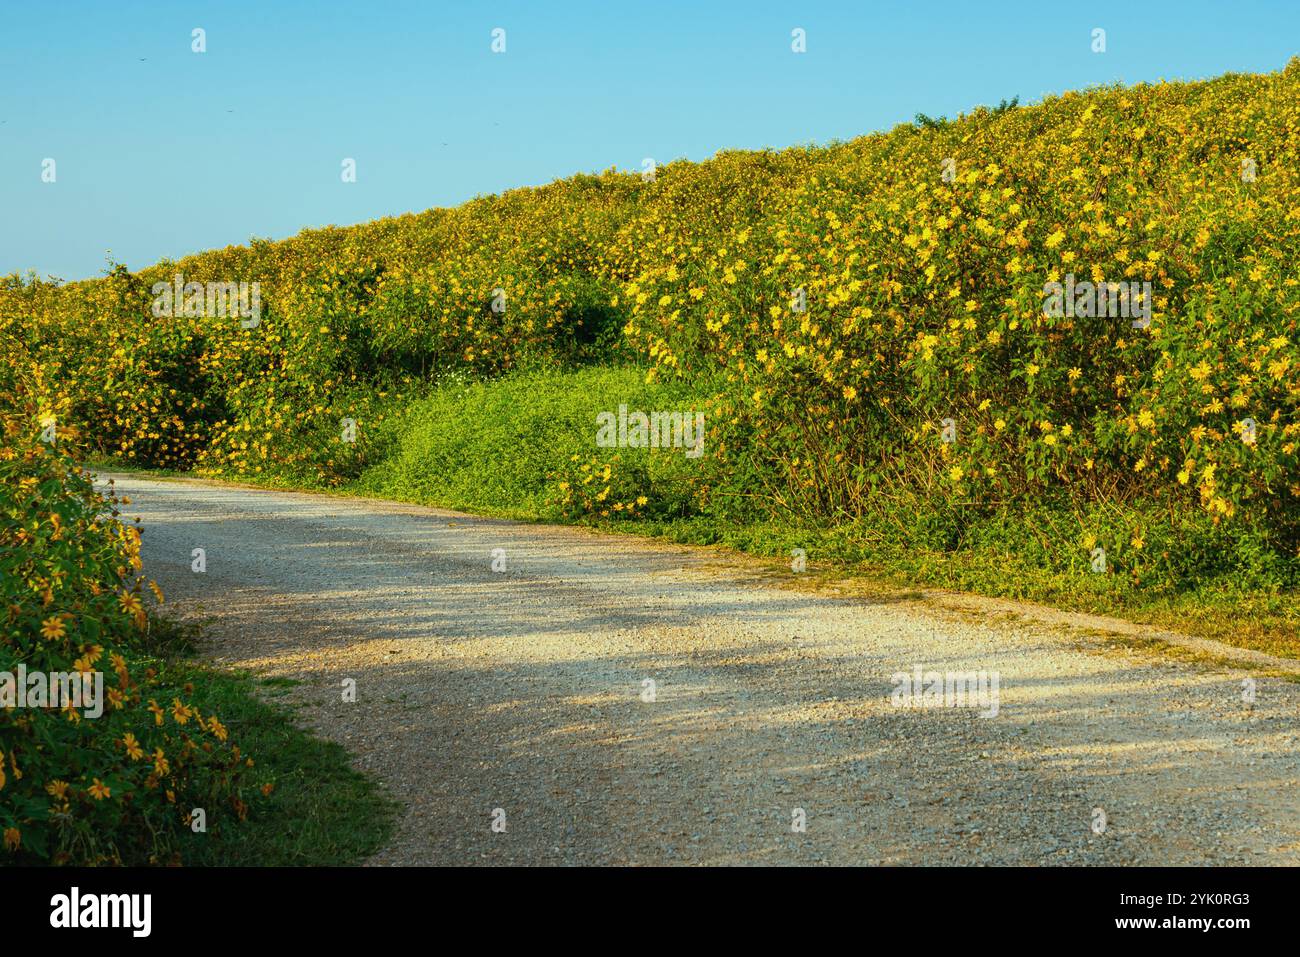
[99,473,1300,866]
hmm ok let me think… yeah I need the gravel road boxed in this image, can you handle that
[99,473,1300,866]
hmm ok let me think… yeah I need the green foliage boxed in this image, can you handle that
[358,366,711,520]
[914,111,950,129]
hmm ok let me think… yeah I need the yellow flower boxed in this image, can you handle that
[88,778,111,801]
[40,616,66,640]
[206,715,228,742]
[123,732,144,761]
[948,466,964,481]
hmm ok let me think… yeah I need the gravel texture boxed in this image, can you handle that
[100,473,1300,866]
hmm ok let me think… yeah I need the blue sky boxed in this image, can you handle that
[2,0,1296,280]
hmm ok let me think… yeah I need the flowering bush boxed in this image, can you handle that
[0,408,267,864]
[623,71,1300,546]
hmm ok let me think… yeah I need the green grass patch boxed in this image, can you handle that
[619,515,1300,660]
[356,364,711,518]
[125,614,397,866]
[173,662,397,866]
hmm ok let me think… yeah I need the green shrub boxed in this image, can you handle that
[358,366,713,520]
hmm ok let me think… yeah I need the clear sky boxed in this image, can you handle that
[2,0,1296,280]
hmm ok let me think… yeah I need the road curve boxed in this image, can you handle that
[99,473,1300,866]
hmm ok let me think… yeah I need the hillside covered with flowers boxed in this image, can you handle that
[3,60,1298,611]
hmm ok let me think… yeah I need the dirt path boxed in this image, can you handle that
[100,473,1300,866]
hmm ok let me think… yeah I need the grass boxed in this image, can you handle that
[618,516,1300,660]
[355,364,707,517]
[93,365,1299,662]
[145,617,397,866]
